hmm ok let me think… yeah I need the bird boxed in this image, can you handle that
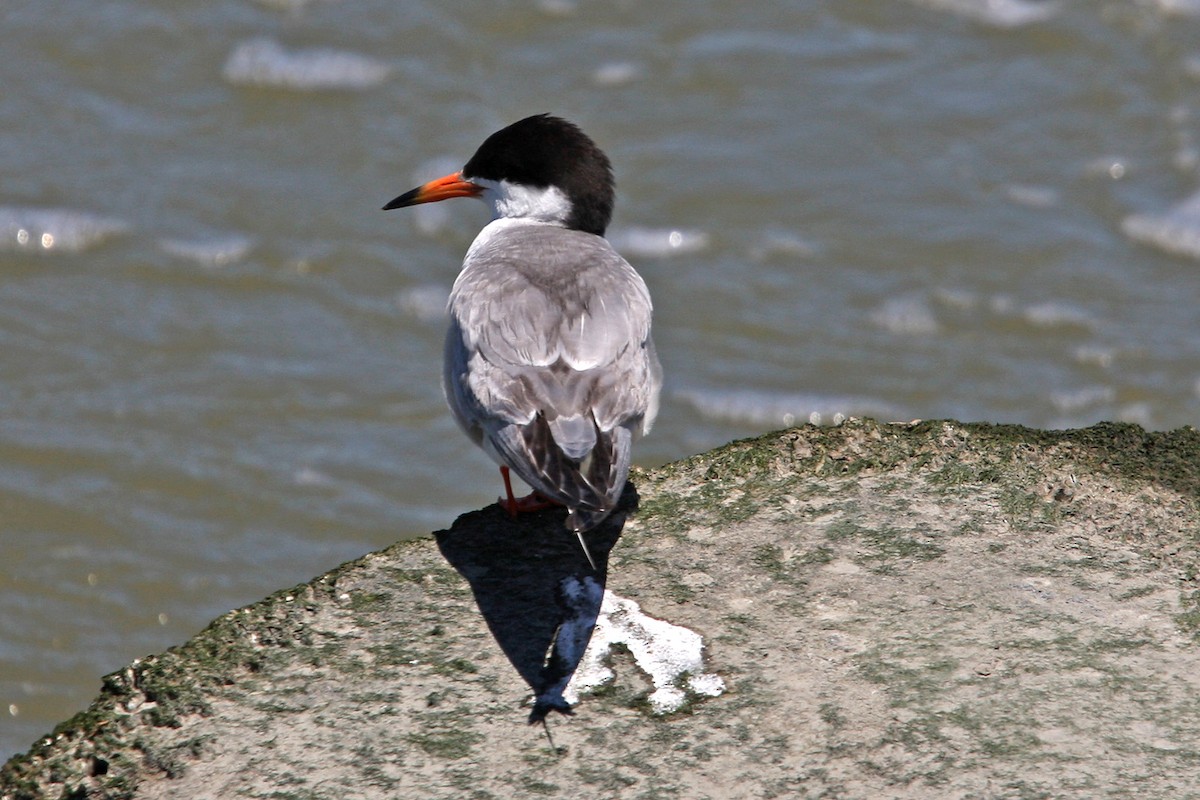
[383,114,662,568]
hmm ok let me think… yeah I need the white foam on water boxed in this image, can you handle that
[936,288,1097,335]
[0,207,129,253]
[676,387,901,428]
[395,284,448,323]
[933,287,980,310]
[160,235,253,267]
[536,0,577,16]
[223,38,390,91]
[565,590,725,714]
[1175,147,1199,173]
[1121,190,1200,260]
[1049,385,1115,413]
[293,466,334,487]
[1159,0,1200,16]
[1022,301,1093,329]
[869,294,940,335]
[749,229,819,262]
[592,61,641,87]
[1083,156,1129,180]
[911,0,1059,28]
[1004,183,1060,208]
[1073,345,1115,369]
[252,0,332,9]
[987,294,1016,314]
[609,227,710,259]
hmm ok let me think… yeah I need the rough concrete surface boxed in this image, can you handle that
[4,419,1200,799]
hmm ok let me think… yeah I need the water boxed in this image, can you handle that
[5,0,1200,760]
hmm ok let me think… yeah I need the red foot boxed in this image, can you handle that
[497,466,562,517]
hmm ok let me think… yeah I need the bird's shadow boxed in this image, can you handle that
[434,482,638,722]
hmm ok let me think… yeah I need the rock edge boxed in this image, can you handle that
[4,419,1200,799]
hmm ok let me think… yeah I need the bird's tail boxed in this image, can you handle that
[492,415,632,570]
[497,415,631,525]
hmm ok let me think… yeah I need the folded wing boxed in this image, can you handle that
[444,225,661,530]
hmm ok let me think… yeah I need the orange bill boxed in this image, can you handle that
[382,171,482,210]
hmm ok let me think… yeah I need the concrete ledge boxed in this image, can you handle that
[4,419,1200,799]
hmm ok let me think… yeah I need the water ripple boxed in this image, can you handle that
[223,38,391,91]
[0,207,128,254]
[1122,191,1200,261]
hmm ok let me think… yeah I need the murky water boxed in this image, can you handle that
[5,0,1200,759]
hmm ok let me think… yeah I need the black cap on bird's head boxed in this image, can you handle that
[383,114,615,236]
[463,115,614,235]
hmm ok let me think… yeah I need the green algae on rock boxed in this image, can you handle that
[4,419,1200,799]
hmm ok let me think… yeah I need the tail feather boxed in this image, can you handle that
[546,414,597,462]
[490,414,632,534]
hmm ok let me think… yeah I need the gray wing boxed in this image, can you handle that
[443,225,661,530]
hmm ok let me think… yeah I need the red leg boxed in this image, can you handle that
[497,466,559,517]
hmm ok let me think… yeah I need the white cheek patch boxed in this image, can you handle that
[475,178,572,225]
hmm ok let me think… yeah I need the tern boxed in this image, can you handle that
[384,114,662,567]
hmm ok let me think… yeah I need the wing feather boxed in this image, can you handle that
[443,223,661,529]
